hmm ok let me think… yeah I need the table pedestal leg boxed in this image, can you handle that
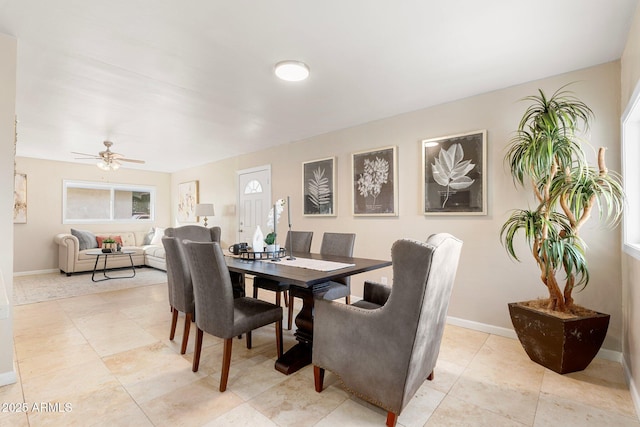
[275,285,318,375]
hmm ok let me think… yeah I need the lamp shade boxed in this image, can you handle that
[195,203,214,217]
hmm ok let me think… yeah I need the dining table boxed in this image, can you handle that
[225,251,392,375]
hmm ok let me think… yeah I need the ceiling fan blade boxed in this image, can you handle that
[118,158,146,164]
[71,151,99,158]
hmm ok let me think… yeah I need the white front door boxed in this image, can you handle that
[237,166,271,245]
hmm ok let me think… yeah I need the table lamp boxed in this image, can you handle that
[195,203,214,227]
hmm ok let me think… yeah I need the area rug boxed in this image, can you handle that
[13,267,168,305]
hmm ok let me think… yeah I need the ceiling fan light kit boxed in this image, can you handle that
[72,140,145,171]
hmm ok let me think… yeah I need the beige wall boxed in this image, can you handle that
[13,157,172,273]
[621,0,640,410]
[172,61,624,351]
[1,33,17,385]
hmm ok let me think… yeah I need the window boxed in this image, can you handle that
[63,180,155,224]
[622,80,640,259]
[244,179,263,194]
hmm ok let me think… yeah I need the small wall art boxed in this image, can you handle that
[352,146,398,216]
[177,180,199,223]
[422,130,487,215]
[14,173,27,223]
[303,157,336,216]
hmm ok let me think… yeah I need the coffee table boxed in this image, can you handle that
[86,250,137,282]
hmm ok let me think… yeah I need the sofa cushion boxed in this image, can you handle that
[71,228,98,250]
[143,245,166,258]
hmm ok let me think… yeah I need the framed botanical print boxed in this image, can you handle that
[303,157,336,216]
[422,130,487,215]
[352,146,398,216]
[177,180,199,223]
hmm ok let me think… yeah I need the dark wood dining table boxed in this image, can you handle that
[225,251,392,374]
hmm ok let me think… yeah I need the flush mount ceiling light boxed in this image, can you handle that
[274,60,310,82]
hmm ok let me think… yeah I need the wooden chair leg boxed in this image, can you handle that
[220,338,233,392]
[275,320,283,358]
[275,290,282,307]
[283,289,289,307]
[386,412,398,427]
[169,307,178,340]
[180,312,191,354]
[246,331,252,349]
[287,294,294,330]
[192,328,204,372]
[313,366,325,392]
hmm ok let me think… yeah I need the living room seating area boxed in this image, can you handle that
[54,227,168,274]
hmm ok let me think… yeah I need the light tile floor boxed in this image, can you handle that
[2,279,640,426]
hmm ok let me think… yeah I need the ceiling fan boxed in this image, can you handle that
[72,140,145,170]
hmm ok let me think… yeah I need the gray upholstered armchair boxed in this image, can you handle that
[312,234,463,427]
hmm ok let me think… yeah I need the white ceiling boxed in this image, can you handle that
[0,0,637,173]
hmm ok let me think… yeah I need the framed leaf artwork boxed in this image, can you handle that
[352,146,398,216]
[303,157,336,216]
[422,130,487,215]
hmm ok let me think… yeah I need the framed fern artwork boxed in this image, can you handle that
[422,130,487,215]
[352,146,398,216]
[303,157,336,216]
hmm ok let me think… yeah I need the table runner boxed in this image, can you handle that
[259,256,355,272]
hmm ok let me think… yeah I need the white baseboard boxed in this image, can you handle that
[623,357,640,420]
[447,315,517,339]
[13,268,58,277]
[0,368,17,387]
[446,315,623,363]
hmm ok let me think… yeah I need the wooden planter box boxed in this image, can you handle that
[508,301,610,374]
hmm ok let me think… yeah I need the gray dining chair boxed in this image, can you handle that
[162,236,194,354]
[184,240,283,392]
[165,225,245,298]
[253,231,313,329]
[289,232,355,306]
[162,225,221,354]
[162,225,244,355]
[312,234,463,427]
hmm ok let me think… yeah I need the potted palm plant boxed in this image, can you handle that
[500,85,624,374]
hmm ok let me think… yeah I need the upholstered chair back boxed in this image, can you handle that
[320,232,355,286]
[162,236,194,314]
[285,231,313,253]
[184,241,236,338]
[164,225,221,243]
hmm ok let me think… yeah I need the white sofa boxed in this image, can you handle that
[54,229,167,275]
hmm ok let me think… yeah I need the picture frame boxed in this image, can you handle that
[177,180,199,223]
[422,130,487,215]
[13,173,27,224]
[303,157,336,216]
[352,146,398,216]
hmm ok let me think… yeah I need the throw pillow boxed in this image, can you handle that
[142,228,155,245]
[150,227,165,245]
[96,235,124,247]
[71,228,98,251]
